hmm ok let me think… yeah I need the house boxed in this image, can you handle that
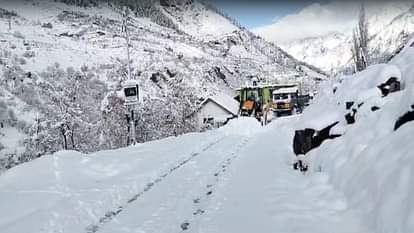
[196,93,239,130]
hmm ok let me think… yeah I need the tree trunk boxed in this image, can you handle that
[60,125,67,150]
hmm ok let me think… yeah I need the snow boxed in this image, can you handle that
[2,37,412,232]
[0,131,225,233]
[268,2,414,72]
[0,0,326,171]
[160,2,238,41]
[0,127,25,156]
[207,93,239,116]
[297,36,414,233]
[273,86,298,94]
[219,117,262,137]
[335,64,401,102]
[201,120,368,233]
[0,116,371,233]
[390,36,414,86]
[1,37,413,231]
[0,1,412,233]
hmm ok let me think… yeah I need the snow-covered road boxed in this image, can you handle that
[97,135,250,233]
[199,119,369,233]
[0,117,370,233]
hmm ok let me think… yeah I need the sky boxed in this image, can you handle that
[213,0,328,29]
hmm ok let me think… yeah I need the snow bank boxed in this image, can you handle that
[299,38,414,233]
[0,131,224,233]
[220,117,262,136]
[390,36,414,87]
[331,64,401,107]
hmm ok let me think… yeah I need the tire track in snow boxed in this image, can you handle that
[85,137,225,233]
[180,137,250,232]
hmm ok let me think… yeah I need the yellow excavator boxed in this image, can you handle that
[237,84,272,123]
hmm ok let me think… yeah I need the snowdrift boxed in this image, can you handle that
[298,37,414,233]
[0,131,225,233]
[220,117,262,136]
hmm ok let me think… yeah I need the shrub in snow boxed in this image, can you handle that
[7,108,17,124]
[0,8,18,18]
[22,51,35,58]
[13,31,24,39]
[41,22,53,29]
[58,0,98,7]
[18,57,26,65]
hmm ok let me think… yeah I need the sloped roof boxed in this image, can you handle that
[201,93,240,116]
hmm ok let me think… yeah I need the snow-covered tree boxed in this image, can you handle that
[100,93,128,149]
[351,3,369,72]
[33,63,106,153]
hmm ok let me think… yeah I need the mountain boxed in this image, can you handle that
[255,1,414,73]
[0,36,412,233]
[0,0,325,171]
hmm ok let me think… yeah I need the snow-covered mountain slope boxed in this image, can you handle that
[281,33,350,74]
[297,36,414,233]
[371,6,414,61]
[0,0,325,170]
[257,1,414,73]
[159,0,238,40]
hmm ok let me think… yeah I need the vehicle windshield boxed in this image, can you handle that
[246,89,260,101]
[274,93,289,100]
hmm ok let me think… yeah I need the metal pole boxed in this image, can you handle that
[122,8,137,146]
[130,108,136,145]
[123,8,132,81]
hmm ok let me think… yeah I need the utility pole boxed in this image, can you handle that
[121,7,137,146]
[122,7,132,82]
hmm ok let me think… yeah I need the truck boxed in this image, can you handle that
[272,86,299,117]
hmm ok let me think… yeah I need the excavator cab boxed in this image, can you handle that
[238,86,271,122]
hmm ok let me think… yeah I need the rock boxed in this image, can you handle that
[371,106,380,112]
[394,111,414,131]
[293,122,341,155]
[180,222,190,231]
[346,101,354,110]
[312,122,341,148]
[293,128,315,155]
[166,69,176,78]
[378,77,401,97]
[345,111,356,124]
